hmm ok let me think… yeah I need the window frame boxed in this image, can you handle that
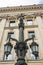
[9,21,15,27]
[27,19,33,25]
[28,31,35,39]
[7,32,14,39]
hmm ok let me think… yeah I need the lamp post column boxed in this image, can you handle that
[14,14,28,65]
[19,14,24,42]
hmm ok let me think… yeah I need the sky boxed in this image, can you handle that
[0,0,43,7]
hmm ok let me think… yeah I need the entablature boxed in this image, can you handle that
[0,4,43,13]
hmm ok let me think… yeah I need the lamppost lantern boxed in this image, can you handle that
[30,41,39,59]
[4,40,13,57]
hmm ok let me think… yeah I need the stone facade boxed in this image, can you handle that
[0,4,43,65]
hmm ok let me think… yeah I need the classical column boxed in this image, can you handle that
[0,18,6,43]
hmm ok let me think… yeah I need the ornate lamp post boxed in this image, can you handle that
[4,14,39,64]
[14,14,28,65]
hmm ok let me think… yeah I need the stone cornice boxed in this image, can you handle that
[0,4,43,19]
[0,4,43,13]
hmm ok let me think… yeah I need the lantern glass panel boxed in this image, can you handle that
[4,45,8,52]
[36,46,39,51]
[7,46,11,52]
[32,46,38,52]
[33,46,36,51]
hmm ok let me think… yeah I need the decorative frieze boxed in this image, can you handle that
[0,5,43,13]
